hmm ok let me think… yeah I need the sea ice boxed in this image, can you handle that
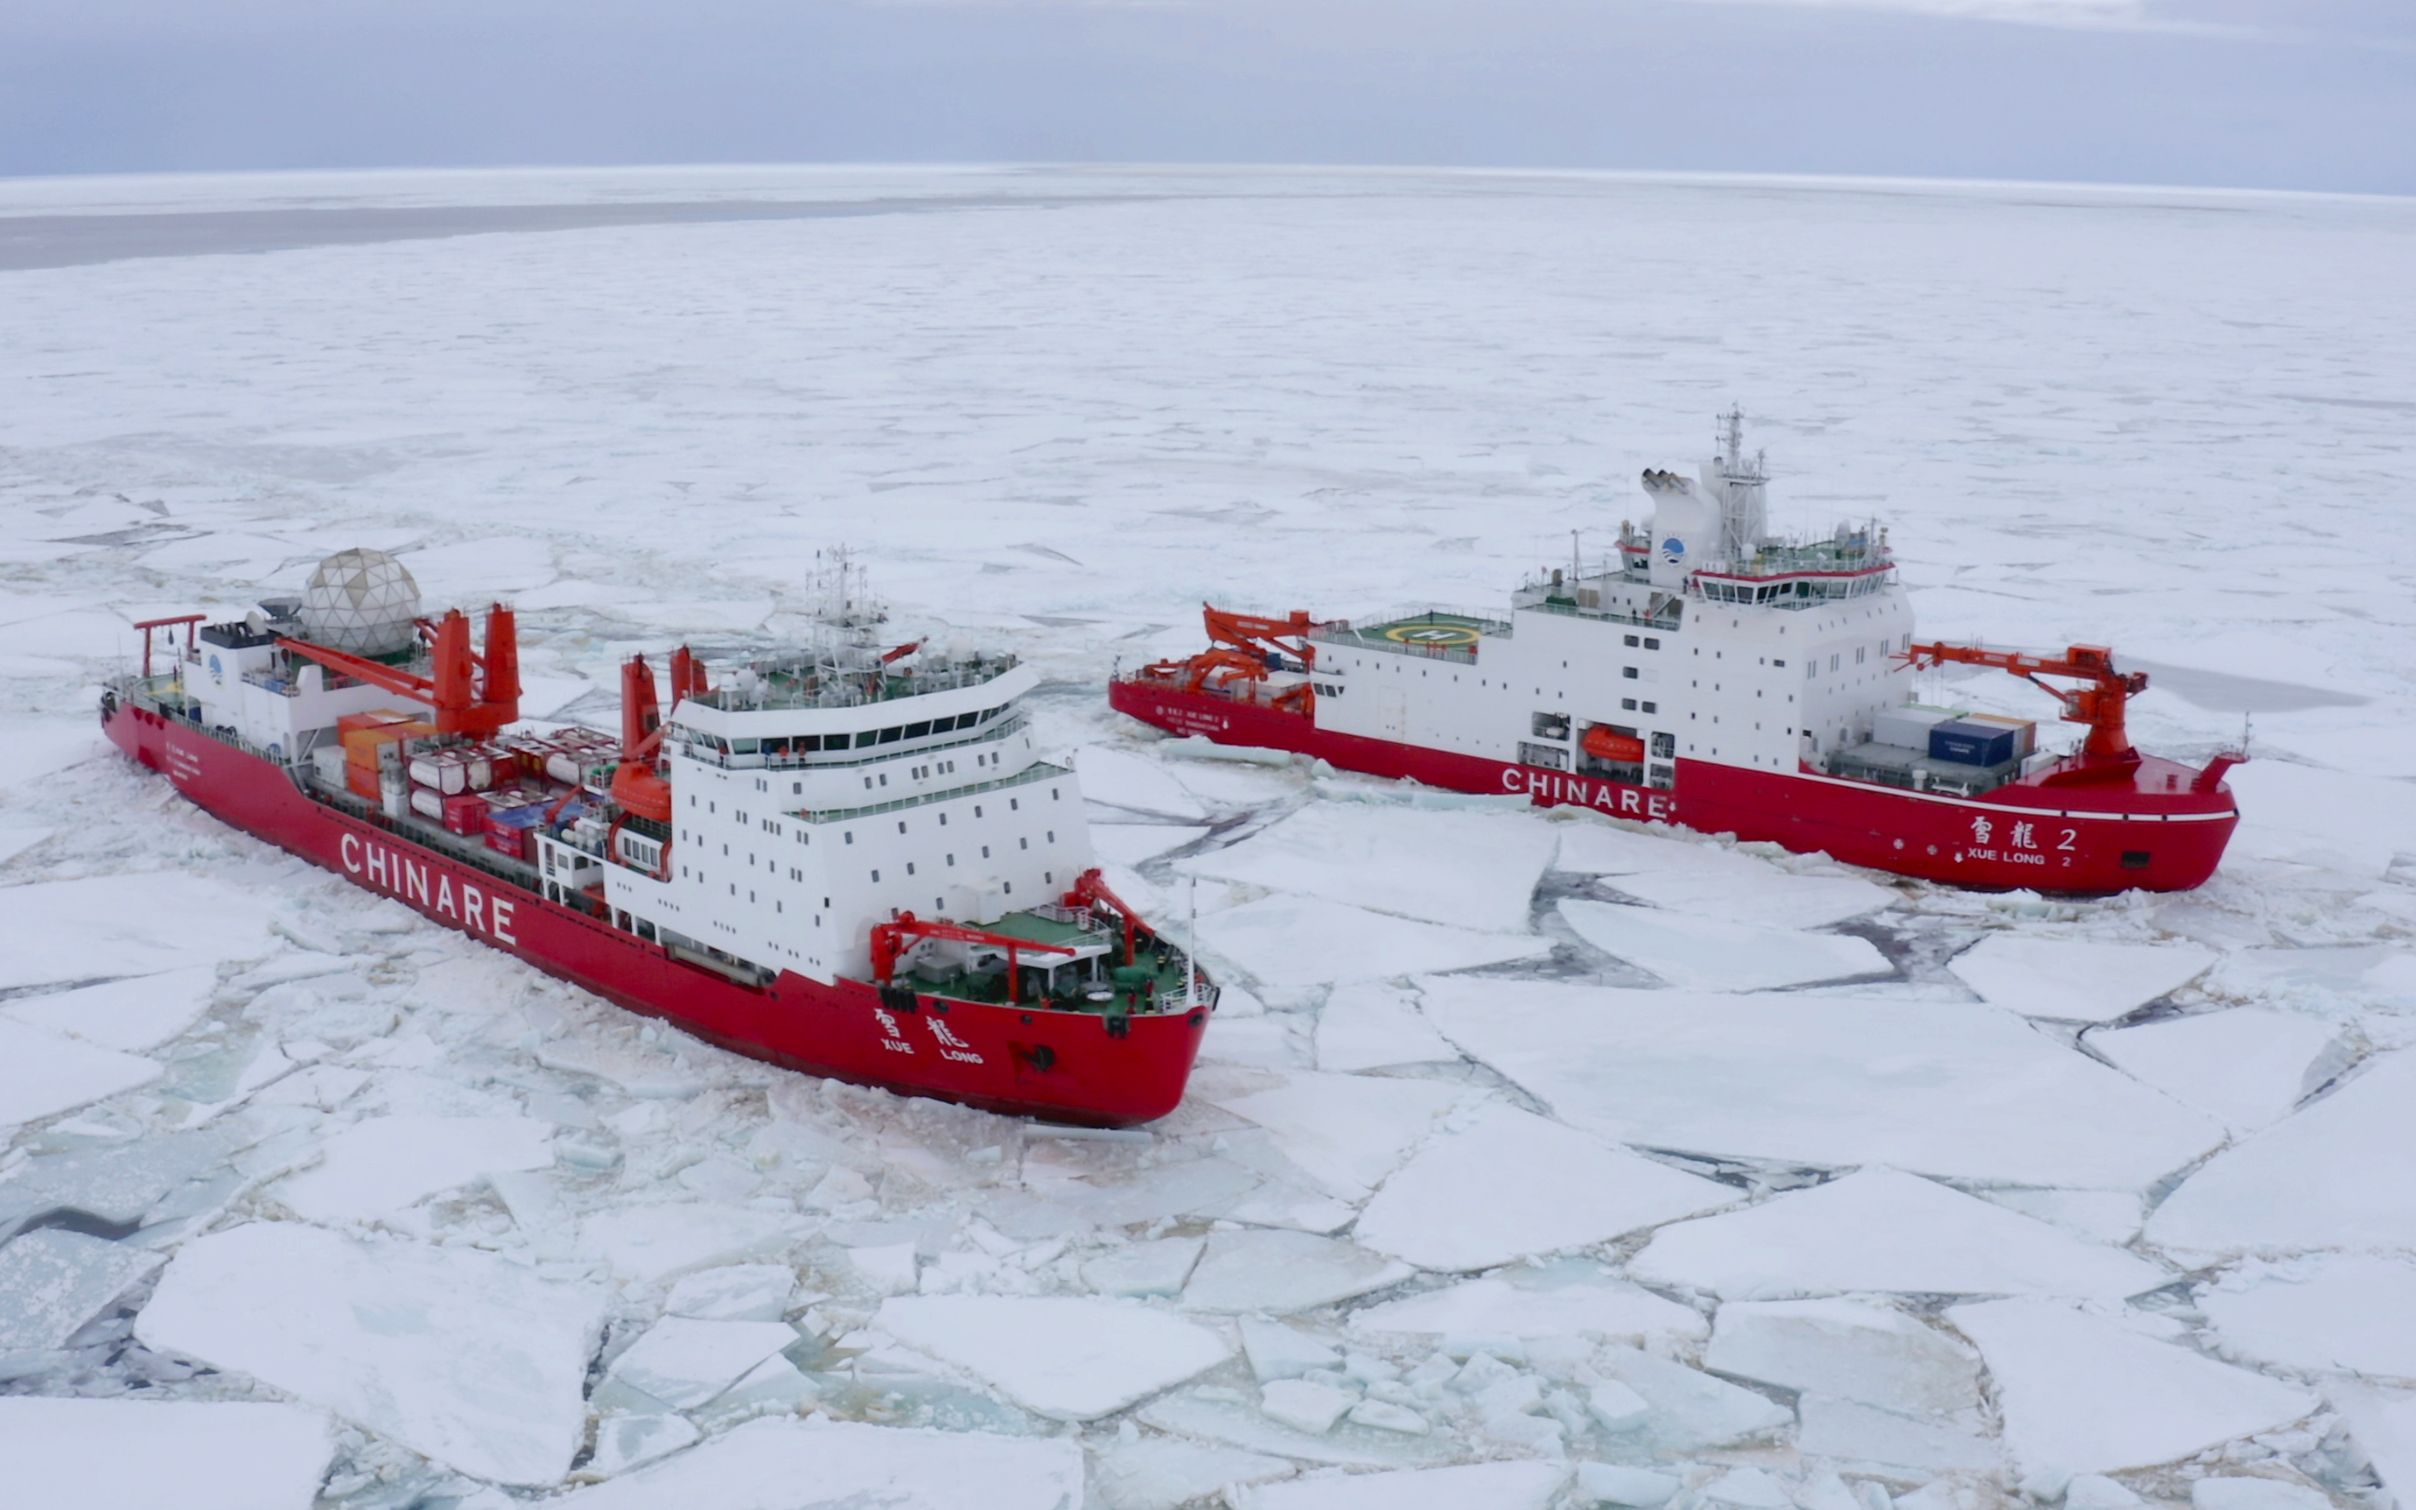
[135,1221,604,1486]
[545,1416,1086,1509]
[268,1114,555,1223]
[1629,1169,2169,1300]
[1138,1388,1454,1470]
[1346,1261,1708,1347]
[1948,1299,2316,1478]
[1353,1101,1734,1271]
[0,963,220,1052]
[1240,1316,1343,1381]
[0,1121,257,1243]
[1076,746,1213,820]
[2198,1255,2416,1380]
[0,872,276,992]
[2190,1479,2332,1510]
[602,1316,798,1408]
[1198,895,1550,989]
[583,1412,700,1479]
[1795,1396,1999,1477]
[1207,1070,1465,1200]
[1091,822,1211,866]
[0,1396,331,1510]
[874,1294,1230,1420]
[1179,803,1556,932]
[1585,844,1897,930]
[2146,1050,2416,1255]
[1947,934,2217,1023]
[1312,982,1461,1073]
[0,1227,165,1360]
[1591,1345,1795,1450]
[1261,1378,1357,1433]
[0,1018,162,1130]
[1233,1460,1570,1510]
[1184,1228,1415,1314]
[2330,1385,2416,1505]
[664,1263,798,1322]
[1703,1299,1983,1417]
[1082,1235,1206,1297]
[1574,1463,1684,1507]
[1093,1434,1300,1509]
[1422,979,2222,1188]
[1556,900,1890,992]
[576,1201,808,1282]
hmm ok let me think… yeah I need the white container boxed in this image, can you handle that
[409,787,445,821]
[545,752,587,787]
[1873,704,1960,751]
[464,754,495,791]
[409,753,467,795]
[310,744,347,788]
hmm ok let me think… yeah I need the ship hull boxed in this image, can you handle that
[106,701,1207,1126]
[1109,682,2237,894]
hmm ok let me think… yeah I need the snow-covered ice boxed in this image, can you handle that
[1422,980,2223,1188]
[268,1114,554,1223]
[1347,1261,1708,1347]
[1947,934,2218,1024]
[1234,1460,1570,1509]
[1703,1299,1983,1417]
[1206,1070,1466,1201]
[2146,1051,2416,1255]
[1572,836,1897,930]
[2198,1255,2416,1380]
[546,1416,1087,1508]
[663,1263,798,1322]
[874,1294,1230,1420]
[1630,1168,2167,1300]
[1795,1396,1999,1478]
[1179,804,1556,933]
[1353,1101,1734,1271]
[575,1201,808,1282]
[602,1317,798,1408]
[1184,1228,1415,1314]
[1198,895,1550,989]
[2090,1009,2337,1131]
[1312,982,1461,1074]
[0,873,276,992]
[0,1396,332,1510]
[0,1017,162,1130]
[1556,899,1891,991]
[0,963,220,1052]
[1093,1434,1301,1508]
[1590,1345,1795,1450]
[1949,1299,2317,1478]
[0,1227,164,1361]
[135,1221,604,1485]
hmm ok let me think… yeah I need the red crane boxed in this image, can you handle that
[281,605,521,738]
[608,646,709,826]
[1898,641,2148,762]
[1138,604,1324,715]
[869,913,1078,1005]
[1063,866,1147,966]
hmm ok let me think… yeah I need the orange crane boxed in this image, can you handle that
[283,605,521,738]
[1898,641,2147,762]
[1138,605,1324,715]
[1063,866,1146,966]
[870,913,1078,1005]
[608,646,709,825]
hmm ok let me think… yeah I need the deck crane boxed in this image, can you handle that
[1898,641,2147,762]
[281,605,521,738]
[1138,605,1324,714]
[870,914,1078,1005]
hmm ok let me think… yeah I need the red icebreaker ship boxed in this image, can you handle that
[1112,413,2244,894]
[105,549,1212,1125]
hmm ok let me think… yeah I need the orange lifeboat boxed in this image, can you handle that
[1582,726,1646,765]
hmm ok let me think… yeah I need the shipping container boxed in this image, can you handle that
[1960,712,2037,759]
[408,787,445,822]
[310,744,347,788]
[1872,703,1963,751]
[409,752,469,795]
[1928,719,2018,768]
[443,792,489,836]
[485,825,527,859]
[346,762,380,800]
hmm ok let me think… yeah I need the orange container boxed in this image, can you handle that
[346,763,380,800]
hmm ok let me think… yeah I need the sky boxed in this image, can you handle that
[1,0,2410,194]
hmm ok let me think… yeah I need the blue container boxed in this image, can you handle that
[1929,719,2017,767]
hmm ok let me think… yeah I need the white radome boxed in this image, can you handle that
[298,548,422,655]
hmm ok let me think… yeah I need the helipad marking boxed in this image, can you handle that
[1380,622,1482,647]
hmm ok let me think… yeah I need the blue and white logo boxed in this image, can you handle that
[208,654,223,679]
[1660,537,1687,561]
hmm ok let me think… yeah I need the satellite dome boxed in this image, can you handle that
[299,548,422,655]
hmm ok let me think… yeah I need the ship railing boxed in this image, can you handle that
[1511,591,1684,631]
[1308,607,1508,665]
[795,760,1067,825]
[677,712,1028,774]
[690,657,1019,716]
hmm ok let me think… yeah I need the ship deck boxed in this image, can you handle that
[908,909,1201,1013]
[1313,608,1507,661]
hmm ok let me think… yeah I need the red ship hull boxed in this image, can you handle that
[106,702,1208,1126]
[1110,682,2237,894]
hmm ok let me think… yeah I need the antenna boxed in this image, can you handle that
[1186,876,1201,1010]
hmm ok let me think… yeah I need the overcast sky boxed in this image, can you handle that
[3,0,2409,193]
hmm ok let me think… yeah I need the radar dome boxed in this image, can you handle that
[299,548,422,655]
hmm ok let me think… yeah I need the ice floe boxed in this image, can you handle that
[2090,1009,2337,1130]
[1312,982,1461,1073]
[1092,822,1212,866]
[1076,746,1212,820]
[602,1316,798,1408]
[0,1227,164,1365]
[1347,1261,1708,1348]
[1947,934,2218,1023]
[546,1416,1086,1508]
[1704,1299,1982,1418]
[1083,1235,1207,1298]
[0,1017,162,1130]
[2146,1050,2416,1256]
[1556,900,1890,991]
[576,1201,809,1282]
[1206,1070,1465,1200]
[0,873,276,992]
[1198,895,1550,990]
[874,1294,1230,1420]
[1354,1101,1734,1271]
[1184,1228,1415,1314]
[1590,1344,1795,1450]
[1094,1433,1300,1508]
[1180,803,1556,933]
[1795,1396,1998,1478]
[135,1221,604,1485]
[1581,843,1897,930]
[1421,979,2224,1188]
[1949,1299,2317,1479]
[268,1114,555,1223]
[664,1263,798,1322]
[2330,1385,2416,1505]
[2199,1254,2416,1380]
[1234,1460,1570,1509]
[0,1396,331,1510]
[1629,1168,2168,1300]
[0,963,220,1052]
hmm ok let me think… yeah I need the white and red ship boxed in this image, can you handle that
[1114,412,2244,893]
[104,550,1213,1125]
